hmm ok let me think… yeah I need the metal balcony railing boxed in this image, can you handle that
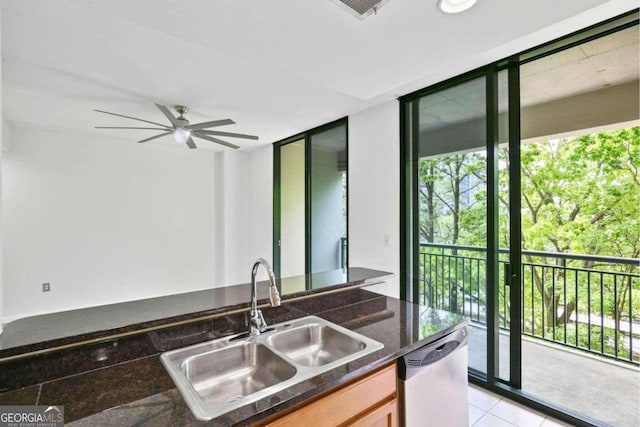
[419,243,640,365]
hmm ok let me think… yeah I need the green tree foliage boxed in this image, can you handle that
[517,127,639,259]
[418,127,640,361]
[515,128,639,335]
[418,153,486,245]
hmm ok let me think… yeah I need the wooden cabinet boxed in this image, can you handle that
[257,362,398,427]
[348,398,397,427]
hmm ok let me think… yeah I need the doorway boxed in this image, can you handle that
[400,13,639,426]
[273,119,348,292]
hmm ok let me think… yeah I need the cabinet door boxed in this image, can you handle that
[262,363,397,427]
[348,399,397,427]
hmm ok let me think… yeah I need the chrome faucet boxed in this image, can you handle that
[249,258,281,336]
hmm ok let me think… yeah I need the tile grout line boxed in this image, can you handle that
[490,411,523,426]
[488,398,549,427]
[469,385,504,410]
[472,411,518,427]
[495,397,550,417]
[470,386,570,427]
[468,403,487,426]
[489,396,503,411]
[469,402,487,411]
[472,410,489,427]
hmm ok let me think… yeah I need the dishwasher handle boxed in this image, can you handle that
[398,326,467,380]
[413,340,460,366]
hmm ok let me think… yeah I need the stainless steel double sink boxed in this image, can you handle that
[160,315,384,420]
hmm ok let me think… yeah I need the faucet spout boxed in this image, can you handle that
[249,258,280,336]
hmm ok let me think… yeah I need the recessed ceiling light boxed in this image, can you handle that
[437,0,478,14]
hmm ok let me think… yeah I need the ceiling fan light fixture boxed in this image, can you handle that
[437,0,477,14]
[173,128,191,144]
[94,104,256,150]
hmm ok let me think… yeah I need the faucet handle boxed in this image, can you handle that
[270,285,281,307]
[250,309,267,335]
[257,310,267,332]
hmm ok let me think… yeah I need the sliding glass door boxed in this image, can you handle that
[410,77,490,375]
[278,139,306,293]
[274,119,348,291]
[401,12,639,426]
[309,125,348,276]
[517,24,640,427]
[402,69,515,380]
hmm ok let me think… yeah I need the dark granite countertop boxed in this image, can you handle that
[0,267,392,356]
[0,285,467,426]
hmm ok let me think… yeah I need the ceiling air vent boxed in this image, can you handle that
[333,0,390,20]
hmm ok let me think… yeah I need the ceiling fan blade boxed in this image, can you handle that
[155,103,180,127]
[93,109,168,128]
[186,119,235,131]
[196,130,259,140]
[185,137,197,149]
[138,132,172,143]
[95,126,172,131]
[192,132,240,149]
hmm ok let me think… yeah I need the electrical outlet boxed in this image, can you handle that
[42,283,51,292]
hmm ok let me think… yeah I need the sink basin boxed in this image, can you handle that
[160,315,384,420]
[182,342,296,404]
[266,323,366,367]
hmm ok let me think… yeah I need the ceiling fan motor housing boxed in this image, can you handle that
[174,105,189,121]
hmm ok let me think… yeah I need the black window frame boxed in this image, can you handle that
[272,117,349,288]
[399,9,639,427]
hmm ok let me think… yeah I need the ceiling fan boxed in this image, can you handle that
[94,104,258,149]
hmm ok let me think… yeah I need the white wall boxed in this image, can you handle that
[215,145,275,286]
[241,101,401,298]
[1,97,402,323]
[248,146,274,262]
[348,101,400,298]
[247,145,275,282]
[2,127,219,320]
[219,150,251,286]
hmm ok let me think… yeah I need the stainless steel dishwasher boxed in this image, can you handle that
[398,326,469,426]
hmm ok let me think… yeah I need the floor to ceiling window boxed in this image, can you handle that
[517,23,640,427]
[273,119,348,293]
[278,138,306,291]
[409,76,490,376]
[401,11,639,427]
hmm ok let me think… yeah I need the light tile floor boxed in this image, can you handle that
[468,385,572,427]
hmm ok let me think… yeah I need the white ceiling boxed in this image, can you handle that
[1,0,637,151]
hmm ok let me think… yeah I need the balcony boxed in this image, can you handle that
[419,242,640,426]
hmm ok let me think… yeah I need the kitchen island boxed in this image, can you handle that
[0,271,467,426]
